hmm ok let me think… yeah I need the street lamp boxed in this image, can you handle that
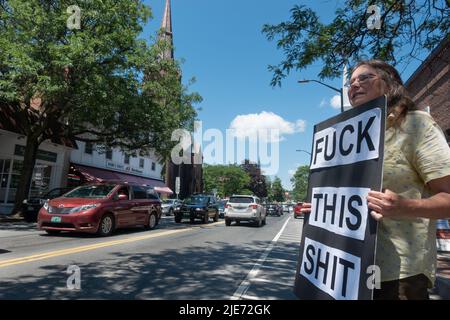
[296,149,312,156]
[298,79,344,113]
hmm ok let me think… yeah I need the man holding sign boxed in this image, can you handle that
[295,60,450,300]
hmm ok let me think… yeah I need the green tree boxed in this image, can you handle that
[270,177,285,203]
[0,0,200,214]
[203,164,251,197]
[262,0,449,85]
[290,165,309,202]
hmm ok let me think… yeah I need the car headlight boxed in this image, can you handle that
[174,206,181,211]
[69,203,100,214]
[195,208,203,211]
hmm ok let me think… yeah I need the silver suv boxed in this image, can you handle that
[224,195,266,227]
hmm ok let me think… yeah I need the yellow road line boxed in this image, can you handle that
[0,221,222,268]
[0,229,188,268]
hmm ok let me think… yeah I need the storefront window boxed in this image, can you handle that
[0,159,11,203]
[29,164,52,198]
[7,160,52,203]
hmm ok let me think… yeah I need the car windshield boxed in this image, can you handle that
[184,196,208,204]
[229,197,254,203]
[63,185,115,198]
[46,188,71,198]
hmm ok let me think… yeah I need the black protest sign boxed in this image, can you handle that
[294,96,386,300]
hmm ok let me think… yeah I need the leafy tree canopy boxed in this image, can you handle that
[262,0,449,85]
[0,0,200,213]
[203,164,251,198]
[290,165,309,202]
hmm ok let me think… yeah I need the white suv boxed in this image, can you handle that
[224,195,266,227]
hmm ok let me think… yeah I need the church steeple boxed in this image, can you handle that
[160,0,174,60]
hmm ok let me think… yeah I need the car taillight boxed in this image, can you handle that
[250,204,258,209]
[226,204,231,208]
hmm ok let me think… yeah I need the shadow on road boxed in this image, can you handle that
[0,221,37,232]
[0,239,301,300]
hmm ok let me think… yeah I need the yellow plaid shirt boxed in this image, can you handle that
[376,110,450,286]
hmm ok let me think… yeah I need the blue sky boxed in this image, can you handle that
[142,0,426,190]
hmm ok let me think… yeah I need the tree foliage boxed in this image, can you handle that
[290,165,309,202]
[0,0,200,213]
[262,0,450,85]
[203,164,251,198]
[269,177,285,203]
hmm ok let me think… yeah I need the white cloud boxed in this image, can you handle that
[319,98,327,108]
[295,119,306,132]
[330,95,341,109]
[229,111,306,143]
[288,169,296,176]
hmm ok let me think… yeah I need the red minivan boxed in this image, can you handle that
[38,182,162,236]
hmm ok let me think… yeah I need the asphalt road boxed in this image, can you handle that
[0,213,304,300]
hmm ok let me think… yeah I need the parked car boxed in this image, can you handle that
[37,182,162,236]
[266,203,282,216]
[161,199,181,216]
[282,204,290,213]
[225,195,266,227]
[174,194,219,224]
[218,199,228,218]
[22,187,72,222]
[294,202,305,219]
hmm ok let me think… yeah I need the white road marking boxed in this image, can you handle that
[231,217,291,300]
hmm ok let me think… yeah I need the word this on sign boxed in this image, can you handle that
[300,238,361,300]
[310,187,370,241]
[311,108,381,169]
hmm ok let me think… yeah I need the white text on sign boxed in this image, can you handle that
[311,108,381,169]
[310,187,370,241]
[300,238,361,300]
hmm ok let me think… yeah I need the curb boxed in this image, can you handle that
[435,276,450,300]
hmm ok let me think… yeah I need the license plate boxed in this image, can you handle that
[51,216,62,223]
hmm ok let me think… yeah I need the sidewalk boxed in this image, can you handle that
[434,253,450,299]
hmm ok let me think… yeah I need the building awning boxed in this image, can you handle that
[71,164,166,188]
[154,186,173,195]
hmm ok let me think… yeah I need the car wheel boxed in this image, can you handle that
[203,214,209,224]
[45,230,61,235]
[225,219,231,226]
[213,211,219,222]
[235,220,240,225]
[97,214,114,237]
[262,217,266,225]
[145,212,157,230]
[175,216,181,223]
[256,218,262,228]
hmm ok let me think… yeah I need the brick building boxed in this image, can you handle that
[405,36,450,144]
